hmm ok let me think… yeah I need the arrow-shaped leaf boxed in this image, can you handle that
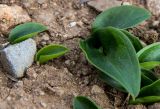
[80,27,141,98]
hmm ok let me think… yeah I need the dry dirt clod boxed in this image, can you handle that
[147,0,160,16]
[87,0,122,12]
[0,39,37,78]
[0,4,31,34]
[127,105,147,109]
[148,103,160,109]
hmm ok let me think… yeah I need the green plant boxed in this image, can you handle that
[35,44,69,64]
[80,27,141,98]
[80,5,160,106]
[73,96,101,109]
[8,22,68,63]
[9,22,47,44]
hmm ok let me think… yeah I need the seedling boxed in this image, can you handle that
[35,44,69,64]
[80,5,160,106]
[80,27,141,98]
[73,96,101,109]
[9,22,47,44]
[8,22,68,64]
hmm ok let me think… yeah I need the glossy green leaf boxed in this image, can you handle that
[130,79,160,104]
[80,27,141,98]
[141,69,158,87]
[73,96,101,109]
[137,42,160,69]
[92,5,151,30]
[121,30,143,52]
[35,44,69,64]
[9,22,47,44]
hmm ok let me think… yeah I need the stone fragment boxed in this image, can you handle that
[0,4,31,34]
[88,0,122,12]
[147,0,160,16]
[0,39,36,78]
[91,85,104,94]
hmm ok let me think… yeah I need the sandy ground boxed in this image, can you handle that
[0,0,159,109]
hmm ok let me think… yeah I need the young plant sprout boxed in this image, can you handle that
[79,5,160,106]
[9,22,47,44]
[8,22,68,64]
[35,44,69,64]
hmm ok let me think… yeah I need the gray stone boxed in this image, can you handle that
[88,0,122,12]
[0,39,36,78]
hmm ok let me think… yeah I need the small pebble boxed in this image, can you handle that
[7,96,11,101]
[37,0,46,4]
[152,21,159,27]
[91,85,104,94]
[69,22,77,27]
[40,101,47,108]
[41,34,50,41]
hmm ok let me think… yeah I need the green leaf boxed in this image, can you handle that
[80,27,141,98]
[130,79,160,104]
[73,96,101,109]
[137,42,160,69]
[100,68,158,90]
[9,22,47,44]
[129,96,160,105]
[141,69,158,87]
[121,30,143,52]
[92,5,151,30]
[35,44,69,64]
[140,61,160,70]
[139,79,160,97]
[99,72,126,92]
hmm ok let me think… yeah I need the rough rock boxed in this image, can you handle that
[147,0,160,16]
[0,39,36,78]
[0,4,31,34]
[88,0,122,12]
[148,103,160,109]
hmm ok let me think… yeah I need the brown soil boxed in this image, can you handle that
[0,0,159,109]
